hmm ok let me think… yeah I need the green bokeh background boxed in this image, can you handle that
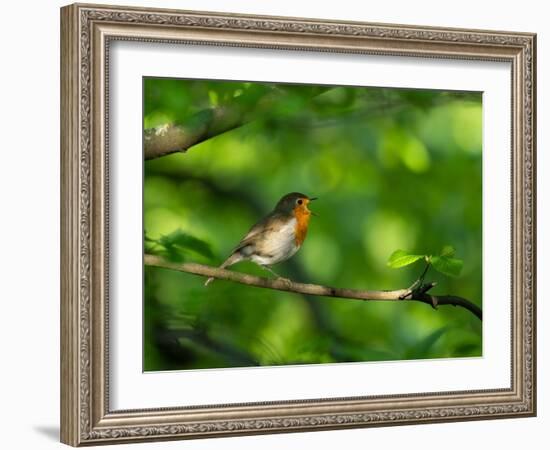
[143,78,482,371]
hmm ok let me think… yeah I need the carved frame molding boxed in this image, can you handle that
[60,3,536,446]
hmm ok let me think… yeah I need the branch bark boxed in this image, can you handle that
[144,254,482,320]
[144,85,330,160]
[144,107,243,160]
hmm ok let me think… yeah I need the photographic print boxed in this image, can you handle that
[143,78,483,372]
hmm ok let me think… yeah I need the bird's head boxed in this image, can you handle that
[274,192,317,217]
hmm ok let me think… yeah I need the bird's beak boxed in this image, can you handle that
[307,197,318,216]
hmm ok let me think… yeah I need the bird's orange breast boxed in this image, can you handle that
[293,207,311,246]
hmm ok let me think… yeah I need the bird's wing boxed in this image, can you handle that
[233,211,289,255]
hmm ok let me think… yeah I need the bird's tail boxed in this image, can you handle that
[204,252,243,286]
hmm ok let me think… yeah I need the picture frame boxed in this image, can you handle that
[60,2,536,446]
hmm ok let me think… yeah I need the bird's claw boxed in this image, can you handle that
[277,277,292,287]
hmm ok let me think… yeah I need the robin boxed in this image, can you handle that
[205,192,317,286]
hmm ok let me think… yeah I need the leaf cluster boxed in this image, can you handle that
[146,229,214,263]
[387,245,464,277]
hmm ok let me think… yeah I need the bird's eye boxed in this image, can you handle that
[297,199,303,205]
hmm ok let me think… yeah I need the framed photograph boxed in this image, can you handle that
[60,3,536,446]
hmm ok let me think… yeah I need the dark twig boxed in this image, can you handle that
[399,262,431,300]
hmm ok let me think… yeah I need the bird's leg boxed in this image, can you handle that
[261,265,291,287]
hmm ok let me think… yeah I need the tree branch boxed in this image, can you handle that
[144,254,482,320]
[144,107,244,160]
[144,85,331,160]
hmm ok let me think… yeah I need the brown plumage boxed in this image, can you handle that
[205,192,317,286]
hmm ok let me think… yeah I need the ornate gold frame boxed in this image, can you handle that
[60,3,536,446]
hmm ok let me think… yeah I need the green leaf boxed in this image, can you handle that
[144,233,165,258]
[144,230,156,242]
[144,241,160,255]
[440,245,456,257]
[387,250,425,269]
[159,229,214,260]
[431,255,463,277]
[161,246,186,263]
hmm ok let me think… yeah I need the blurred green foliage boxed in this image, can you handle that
[143,77,482,371]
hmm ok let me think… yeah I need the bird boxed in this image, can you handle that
[205,192,317,286]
